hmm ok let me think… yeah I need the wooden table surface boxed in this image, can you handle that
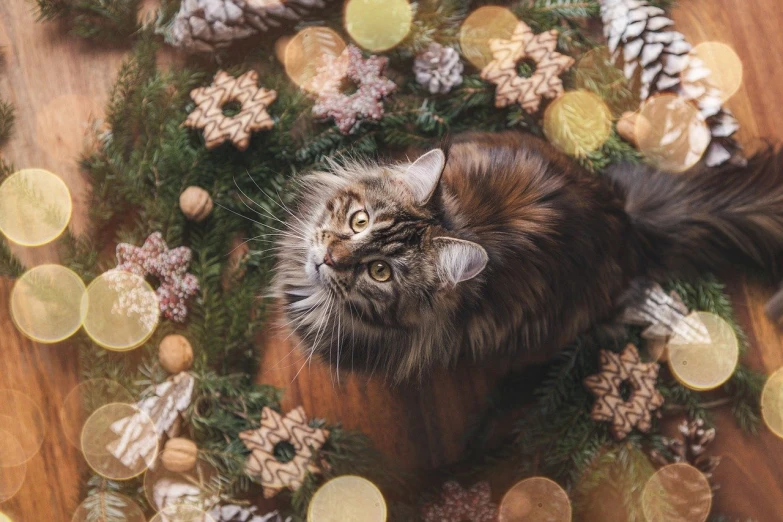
[2,0,783,520]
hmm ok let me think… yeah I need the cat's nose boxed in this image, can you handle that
[323,248,335,267]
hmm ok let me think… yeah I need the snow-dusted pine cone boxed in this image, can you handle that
[208,505,291,522]
[599,0,742,167]
[651,417,721,488]
[413,43,464,94]
[166,0,329,53]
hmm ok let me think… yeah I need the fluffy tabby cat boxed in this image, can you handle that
[273,132,783,381]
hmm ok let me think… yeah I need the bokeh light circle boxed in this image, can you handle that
[0,513,12,522]
[0,429,27,503]
[83,270,159,351]
[144,457,219,511]
[543,91,613,157]
[459,6,519,70]
[59,378,134,449]
[637,93,710,172]
[284,27,347,93]
[761,367,783,439]
[0,169,72,246]
[10,264,86,343]
[344,0,413,53]
[0,389,46,466]
[498,477,571,522]
[574,47,641,117]
[71,492,145,522]
[642,463,712,522]
[667,312,739,390]
[685,42,743,103]
[307,475,387,522]
[149,504,216,522]
[81,403,158,481]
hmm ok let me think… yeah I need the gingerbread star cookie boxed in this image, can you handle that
[184,70,276,150]
[239,406,329,498]
[584,344,664,440]
[480,21,575,113]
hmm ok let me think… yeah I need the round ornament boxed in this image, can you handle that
[144,454,219,511]
[498,477,571,522]
[59,378,134,448]
[761,367,783,439]
[344,0,413,53]
[543,91,613,157]
[685,42,743,103]
[161,437,198,473]
[71,492,145,522]
[0,389,46,466]
[0,168,72,246]
[637,93,710,172]
[82,270,160,352]
[667,311,738,390]
[459,6,519,70]
[284,27,346,93]
[10,264,86,343]
[0,429,26,503]
[307,475,387,522]
[81,403,158,480]
[159,334,194,374]
[642,463,712,522]
[179,187,213,222]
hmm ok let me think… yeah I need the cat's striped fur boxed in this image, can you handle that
[273,132,783,382]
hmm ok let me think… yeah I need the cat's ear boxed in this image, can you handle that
[404,149,446,205]
[433,237,488,286]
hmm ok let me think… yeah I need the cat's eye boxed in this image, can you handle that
[350,210,370,233]
[368,261,392,282]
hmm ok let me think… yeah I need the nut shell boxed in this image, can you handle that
[161,437,198,473]
[179,186,213,222]
[159,334,194,374]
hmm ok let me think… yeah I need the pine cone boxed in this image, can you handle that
[167,0,329,53]
[413,43,464,94]
[599,0,742,167]
[208,505,291,522]
[651,418,722,488]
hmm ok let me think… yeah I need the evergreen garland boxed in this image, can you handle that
[5,0,764,520]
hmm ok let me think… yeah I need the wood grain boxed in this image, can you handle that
[1,0,783,520]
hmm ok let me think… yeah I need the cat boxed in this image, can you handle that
[272,131,783,382]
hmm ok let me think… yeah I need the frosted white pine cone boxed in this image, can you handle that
[166,0,328,53]
[413,43,464,94]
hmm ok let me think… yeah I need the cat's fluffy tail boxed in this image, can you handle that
[608,149,783,281]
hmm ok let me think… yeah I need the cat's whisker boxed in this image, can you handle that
[291,294,333,383]
[216,201,308,241]
[233,177,310,238]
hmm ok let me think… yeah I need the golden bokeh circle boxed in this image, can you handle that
[498,477,571,522]
[0,169,72,246]
[637,93,710,173]
[0,429,27,503]
[81,403,159,481]
[543,91,613,157]
[686,42,743,103]
[149,504,216,522]
[0,513,13,522]
[59,378,134,449]
[574,47,641,117]
[642,463,712,522]
[459,6,519,70]
[71,492,145,522]
[0,389,46,466]
[344,0,413,53]
[307,475,387,522]
[761,367,783,439]
[284,27,347,93]
[144,456,219,511]
[10,264,87,344]
[667,311,739,390]
[82,270,159,352]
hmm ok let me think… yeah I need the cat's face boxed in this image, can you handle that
[274,150,488,375]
